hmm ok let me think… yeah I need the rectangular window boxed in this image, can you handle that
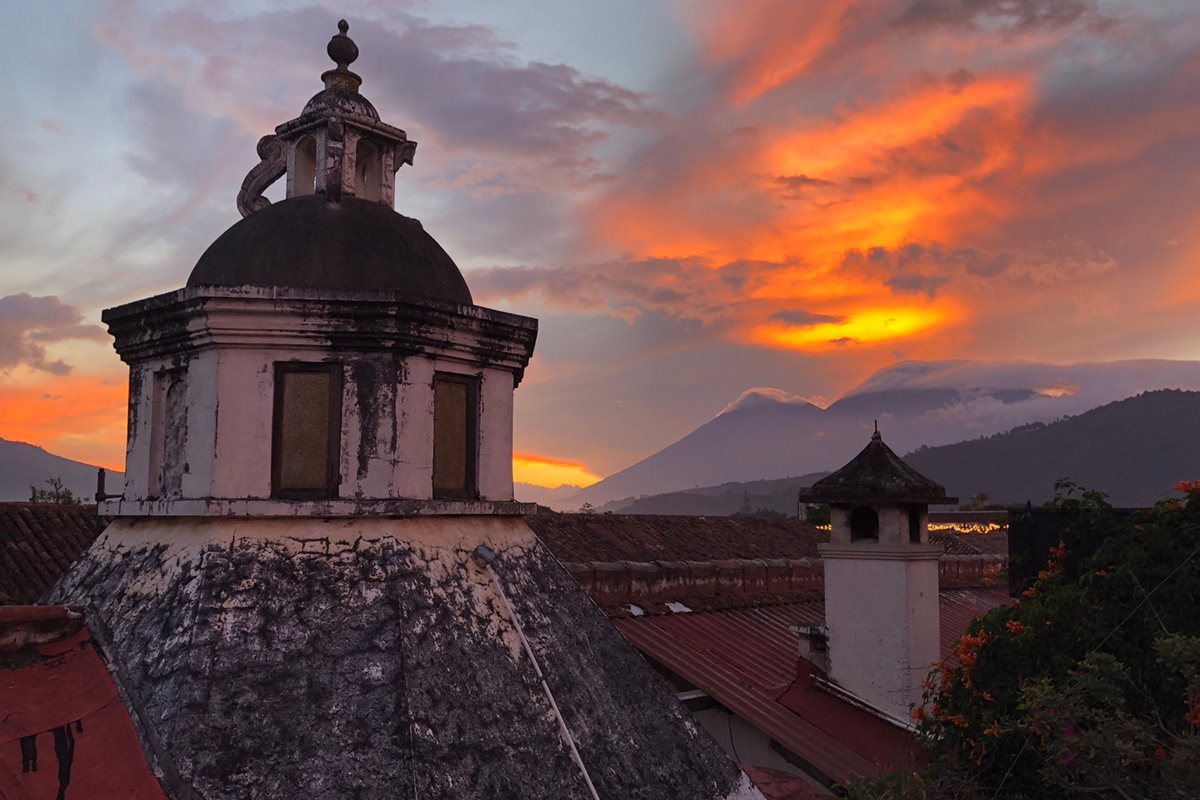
[432,373,478,500]
[272,362,342,499]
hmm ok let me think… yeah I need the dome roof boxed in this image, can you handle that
[187,195,473,303]
[301,88,379,120]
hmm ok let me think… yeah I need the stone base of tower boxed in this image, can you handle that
[49,516,764,800]
[818,542,942,722]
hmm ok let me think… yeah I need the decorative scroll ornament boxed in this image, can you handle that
[236,134,287,218]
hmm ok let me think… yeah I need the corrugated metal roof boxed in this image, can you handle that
[616,604,888,786]
[0,503,102,604]
[614,588,1010,787]
[742,766,831,798]
[939,588,1013,661]
[0,608,166,798]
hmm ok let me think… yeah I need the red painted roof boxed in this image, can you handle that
[0,607,166,799]
[614,588,1010,788]
[742,765,831,798]
[0,503,102,604]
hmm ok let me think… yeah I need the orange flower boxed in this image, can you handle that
[1023,586,1039,599]
[982,725,1000,736]
[911,707,927,721]
[981,691,996,703]
[1094,569,1108,577]
[1006,620,1026,634]
[1173,480,1200,493]
[1186,698,1200,727]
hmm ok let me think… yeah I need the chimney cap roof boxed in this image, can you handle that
[798,428,957,505]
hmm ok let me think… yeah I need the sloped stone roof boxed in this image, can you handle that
[798,431,956,505]
[48,517,762,800]
[0,503,102,604]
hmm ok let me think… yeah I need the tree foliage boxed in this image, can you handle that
[29,475,79,504]
[850,480,1200,799]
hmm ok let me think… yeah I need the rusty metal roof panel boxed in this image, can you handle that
[0,608,167,799]
[613,588,1011,786]
[939,587,1014,661]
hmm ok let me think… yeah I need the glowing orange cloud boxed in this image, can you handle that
[751,303,957,352]
[513,451,602,489]
[0,368,128,471]
[696,0,857,106]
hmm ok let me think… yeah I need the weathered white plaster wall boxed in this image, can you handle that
[478,368,514,501]
[694,708,816,783]
[820,541,941,721]
[398,356,436,498]
[105,288,535,514]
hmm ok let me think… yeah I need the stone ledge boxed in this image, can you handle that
[818,542,944,561]
[99,497,538,518]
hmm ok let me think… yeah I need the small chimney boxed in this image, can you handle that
[798,428,956,721]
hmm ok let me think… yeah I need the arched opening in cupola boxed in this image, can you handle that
[908,505,923,543]
[355,138,382,201]
[294,136,317,196]
[849,506,879,541]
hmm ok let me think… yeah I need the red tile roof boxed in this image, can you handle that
[0,503,102,604]
[527,513,827,562]
[0,606,166,799]
[613,588,1011,789]
[530,510,1006,563]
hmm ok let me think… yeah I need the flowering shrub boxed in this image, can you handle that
[847,481,1200,799]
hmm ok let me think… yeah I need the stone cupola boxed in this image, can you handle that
[798,426,957,721]
[53,24,767,799]
[100,21,537,518]
[239,19,415,214]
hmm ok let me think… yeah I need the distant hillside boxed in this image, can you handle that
[611,472,829,516]
[513,482,583,509]
[0,438,121,501]
[905,390,1200,507]
[568,359,1200,508]
[610,390,1200,514]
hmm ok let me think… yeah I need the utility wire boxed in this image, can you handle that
[988,532,1200,800]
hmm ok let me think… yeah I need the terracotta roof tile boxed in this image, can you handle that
[0,503,102,605]
[527,512,828,563]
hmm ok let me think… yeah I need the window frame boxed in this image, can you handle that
[271,361,343,500]
[431,371,480,501]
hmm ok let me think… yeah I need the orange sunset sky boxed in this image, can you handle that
[4,1,1200,489]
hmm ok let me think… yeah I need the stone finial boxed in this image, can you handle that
[328,20,359,69]
[322,19,362,93]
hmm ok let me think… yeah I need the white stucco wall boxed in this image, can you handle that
[821,541,941,721]
[478,368,515,501]
[123,347,519,505]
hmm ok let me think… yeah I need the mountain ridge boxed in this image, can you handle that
[568,359,1200,507]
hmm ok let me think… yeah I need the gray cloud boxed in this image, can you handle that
[770,309,847,326]
[886,273,949,297]
[895,0,1115,33]
[775,174,834,197]
[0,294,106,374]
[473,256,795,322]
